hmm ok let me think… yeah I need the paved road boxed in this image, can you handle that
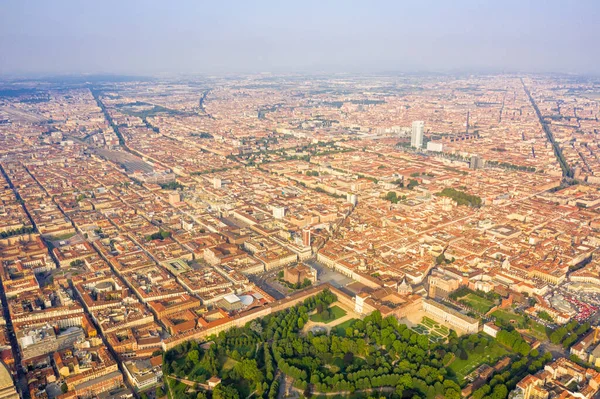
[0,279,29,399]
[522,77,572,177]
[17,162,140,398]
[540,341,568,360]
[0,164,33,398]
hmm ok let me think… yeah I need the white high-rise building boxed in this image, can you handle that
[411,121,424,149]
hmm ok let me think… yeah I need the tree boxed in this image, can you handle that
[213,385,240,399]
[491,384,508,399]
[436,187,482,207]
[187,349,199,363]
[407,179,419,190]
[316,302,324,314]
[343,351,354,366]
[550,327,568,344]
[162,287,480,398]
[538,311,553,322]
[234,359,263,387]
[385,191,398,204]
[147,229,172,241]
[443,352,454,365]
[576,322,591,335]
[563,334,579,349]
[517,341,531,356]
[303,384,312,398]
[435,253,446,265]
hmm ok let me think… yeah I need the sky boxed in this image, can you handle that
[1,0,599,76]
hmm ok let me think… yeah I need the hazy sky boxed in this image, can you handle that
[1,0,599,76]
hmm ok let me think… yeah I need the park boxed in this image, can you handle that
[161,289,553,399]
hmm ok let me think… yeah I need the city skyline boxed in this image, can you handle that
[2,72,600,399]
[2,2,600,399]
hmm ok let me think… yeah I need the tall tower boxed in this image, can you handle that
[302,229,311,247]
[411,121,424,149]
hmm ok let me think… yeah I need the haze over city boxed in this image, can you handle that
[2,2,600,399]
[1,0,600,76]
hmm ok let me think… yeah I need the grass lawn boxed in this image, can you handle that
[310,305,347,324]
[333,318,357,336]
[492,309,548,340]
[222,357,238,371]
[528,321,550,340]
[492,309,525,325]
[413,317,450,343]
[422,317,437,328]
[449,341,509,382]
[412,325,428,334]
[47,232,77,241]
[168,377,191,399]
[460,293,495,314]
